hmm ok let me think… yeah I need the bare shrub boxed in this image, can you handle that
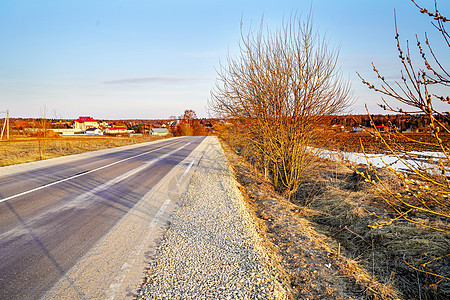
[210,15,352,197]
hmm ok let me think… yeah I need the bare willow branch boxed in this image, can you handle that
[358,0,449,284]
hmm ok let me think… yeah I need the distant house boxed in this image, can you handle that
[85,128,103,135]
[167,120,180,126]
[376,125,390,133]
[73,116,99,131]
[151,128,170,136]
[104,124,129,135]
[331,124,345,132]
[50,128,77,135]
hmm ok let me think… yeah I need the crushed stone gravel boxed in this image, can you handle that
[137,137,291,299]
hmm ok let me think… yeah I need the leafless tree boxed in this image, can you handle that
[183,109,197,122]
[210,15,352,197]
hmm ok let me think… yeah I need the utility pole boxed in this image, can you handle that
[1,110,9,140]
[6,110,9,139]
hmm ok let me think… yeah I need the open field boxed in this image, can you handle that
[317,132,450,154]
[0,135,164,167]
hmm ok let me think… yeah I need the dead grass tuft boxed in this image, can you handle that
[293,159,450,300]
[31,130,61,138]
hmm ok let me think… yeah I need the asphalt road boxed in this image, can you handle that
[0,136,207,299]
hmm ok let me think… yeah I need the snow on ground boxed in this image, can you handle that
[316,148,450,175]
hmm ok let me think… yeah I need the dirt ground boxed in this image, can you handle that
[221,140,449,300]
[0,135,163,166]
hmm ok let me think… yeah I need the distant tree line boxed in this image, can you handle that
[326,113,450,131]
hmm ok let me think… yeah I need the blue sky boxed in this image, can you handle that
[0,0,448,119]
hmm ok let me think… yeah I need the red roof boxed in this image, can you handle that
[107,126,127,130]
[74,116,98,123]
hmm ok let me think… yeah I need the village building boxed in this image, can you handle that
[331,124,345,132]
[104,126,128,134]
[50,120,73,129]
[104,122,133,135]
[73,116,99,131]
[376,125,390,133]
[151,128,170,136]
[85,128,103,135]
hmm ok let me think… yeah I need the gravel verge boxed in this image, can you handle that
[137,137,291,299]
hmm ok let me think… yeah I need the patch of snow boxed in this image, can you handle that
[314,148,449,176]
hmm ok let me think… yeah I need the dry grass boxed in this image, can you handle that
[0,135,164,167]
[293,159,450,300]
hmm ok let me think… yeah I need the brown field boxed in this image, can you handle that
[318,131,450,153]
[0,135,164,167]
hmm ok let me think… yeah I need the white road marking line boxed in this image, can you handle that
[40,136,207,299]
[0,140,185,204]
[0,141,192,241]
[105,199,171,300]
[177,159,195,186]
[63,146,178,209]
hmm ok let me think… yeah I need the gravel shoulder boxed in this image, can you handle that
[137,136,292,299]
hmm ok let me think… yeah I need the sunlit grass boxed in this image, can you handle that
[0,135,163,167]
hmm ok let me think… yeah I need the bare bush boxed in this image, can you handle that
[210,15,352,196]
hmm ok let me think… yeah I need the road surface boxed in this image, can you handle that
[0,136,207,299]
